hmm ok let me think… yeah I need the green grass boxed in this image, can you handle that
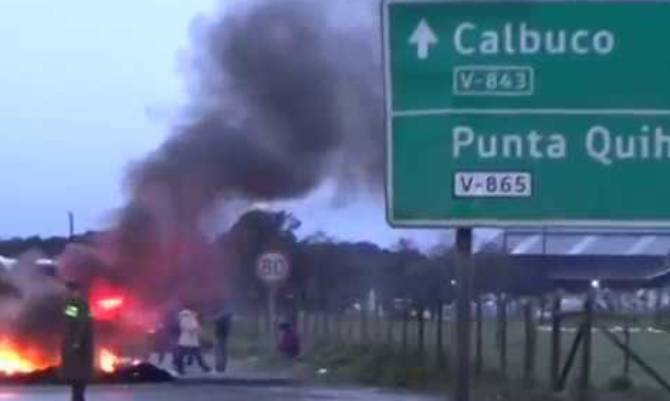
[303,342,446,388]
[225,313,670,400]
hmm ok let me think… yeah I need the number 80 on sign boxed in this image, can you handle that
[256,252,291,286]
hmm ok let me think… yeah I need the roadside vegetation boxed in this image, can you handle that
[226,314,670,401]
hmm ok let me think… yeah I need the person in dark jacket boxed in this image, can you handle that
[213,303,233,373]
[61,281,94,401]
[147,323,170,365]
[277,321,301,360]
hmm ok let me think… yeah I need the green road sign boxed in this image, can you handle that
[384,0,670,227]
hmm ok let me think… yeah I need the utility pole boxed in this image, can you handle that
[68,211,75,240]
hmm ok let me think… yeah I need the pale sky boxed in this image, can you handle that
[0,0,446,249]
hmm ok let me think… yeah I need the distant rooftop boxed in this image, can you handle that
[0,256,56,270]
[482,229,670,256]
[0,256,16,269]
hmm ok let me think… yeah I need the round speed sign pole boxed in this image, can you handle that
[256,251,291,342]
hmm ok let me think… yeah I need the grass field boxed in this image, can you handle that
[225,312,670,399]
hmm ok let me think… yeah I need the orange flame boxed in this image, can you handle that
[0,350,35,375]
[0,339,51,375]
[99,348,119,373]
[0,339,126,376]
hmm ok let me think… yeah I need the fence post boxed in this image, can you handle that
[551,293,562,391]
[437,300,445,368]
[538,295,547,325]
[314,311,321,343]
[623,323,631,377]
[386,312,395,348]
[361,307,369,345]
[654,288,663,325]
[523,298,537,386]
[402,308,409,354]
[418,306,426,357]
[319,309,327,340]
[475,295,483,378]
[579,291,594,401]
[374,303,382,343]
[324,310,332,342]
[334,311,343,344]
[497,293,508,379]
[300,310,308,339]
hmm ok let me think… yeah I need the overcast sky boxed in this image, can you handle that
[0,0,447,249]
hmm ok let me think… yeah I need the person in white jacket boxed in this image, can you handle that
[174,308,211,375]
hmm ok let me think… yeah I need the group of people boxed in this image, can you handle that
[59,281,301,401]
[166,307,301,372]
[150,306,301,373]
[150,304,233,376]
[59,282,234,401]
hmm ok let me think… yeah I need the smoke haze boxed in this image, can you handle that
[105,0,385,310]
[129,0,384,223]
[7,0,385,351]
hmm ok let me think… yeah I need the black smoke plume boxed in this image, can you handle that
[129,0,383,222]
[110,0,384,308]
[16,0,384,328]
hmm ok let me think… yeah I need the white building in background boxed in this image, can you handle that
[0,255,57,271]
[500,228,670,256]
[0,256,16,270]
[35,258,56,268]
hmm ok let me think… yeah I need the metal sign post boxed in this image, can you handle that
[256,251,291,342]
[454,228,473,401]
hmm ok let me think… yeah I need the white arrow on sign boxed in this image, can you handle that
[409,19,438,60]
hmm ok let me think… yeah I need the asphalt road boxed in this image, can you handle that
[0,384,441,401]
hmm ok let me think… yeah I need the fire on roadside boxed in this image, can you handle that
[99,348,119,374]
[0,338,54,376]
[0,277,149,377]
[0,342,125,376]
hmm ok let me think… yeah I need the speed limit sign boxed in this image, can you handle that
[256,252,291,286]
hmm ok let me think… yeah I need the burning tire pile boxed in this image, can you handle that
[0,363,173,385]
[0,337,172,384]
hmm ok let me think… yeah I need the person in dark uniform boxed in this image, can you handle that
[61,281,94,401]
[213,302,233,373]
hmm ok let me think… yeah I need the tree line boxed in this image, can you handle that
[1,210,544,314]
[216,209,541,315]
